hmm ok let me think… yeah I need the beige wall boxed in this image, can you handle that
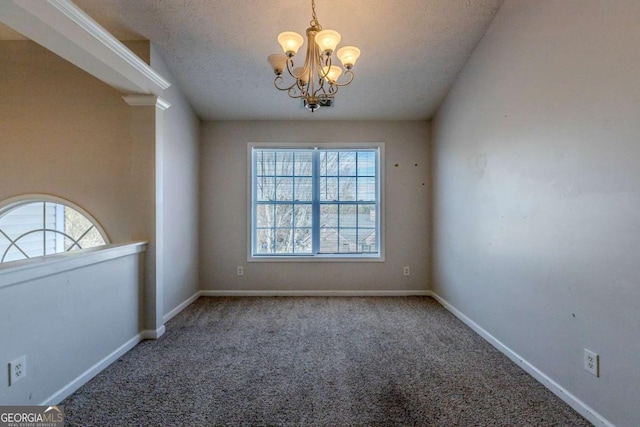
[0,40,164,331]
[431,1,640,425]
[0,40,203,330]
[0,41,134,242]
[0,36,156,403]
[200,120,430,292]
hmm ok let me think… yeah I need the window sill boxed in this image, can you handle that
[248,254,385,263]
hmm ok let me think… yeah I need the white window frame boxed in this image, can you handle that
[0,194,110,263]
[247,142,385,262]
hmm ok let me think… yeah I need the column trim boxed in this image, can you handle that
[123,95,172,110]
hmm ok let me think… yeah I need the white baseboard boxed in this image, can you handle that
[42,333,143,405]
[199,290,431,297]
[429,291,613,427]
[141,325,166,340]
[163,291,201,323]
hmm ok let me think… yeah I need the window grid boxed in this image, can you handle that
[317,151,377,254]
[0,199,108,263]
[255,150,314,255]
[252,147,380,257]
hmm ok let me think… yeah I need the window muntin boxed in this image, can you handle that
[0,197,109,263]
[251,145,382,259]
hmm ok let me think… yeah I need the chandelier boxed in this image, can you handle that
[267,0,361,112]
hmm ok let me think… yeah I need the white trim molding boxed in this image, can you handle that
[0,0,170,95]
[123,95,171,110]
[46,0,170,91]
[429,291,614,427]
[41,333,143,405]
[163,292,200,323]
[0,242,147,289]
[200,290,430,297]
[142,325,166,340]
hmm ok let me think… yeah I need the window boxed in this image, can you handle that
[0,195,109,263]
[249,143,384,260]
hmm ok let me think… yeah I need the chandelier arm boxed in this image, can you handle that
[296,79,310,98]
[332,70,355,87]
[313,78,328,97]
[317,90,336,100]
[307,31,320,98]
[315,50,331,81]
[318,83,337,97]
[284,57,297,79]
[311,43,333,97]
[287,86,305,99]
[274,75,299,92]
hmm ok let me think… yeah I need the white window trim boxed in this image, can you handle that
[0,194,110,243]
[247,142,385,262]
[0,194,111,263]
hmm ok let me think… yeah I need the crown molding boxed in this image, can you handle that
[123,95,171,110]
[0,0,170,95]
[48,0,170,91]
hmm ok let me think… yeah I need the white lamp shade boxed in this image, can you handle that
[268,54,287,74]
[321,65,343,83]
[278,31,304,56]
[315,29,341,53]
[293,67,310,84]
[337,46,361,68]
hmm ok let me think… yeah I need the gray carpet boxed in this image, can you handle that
[62,297,591,426]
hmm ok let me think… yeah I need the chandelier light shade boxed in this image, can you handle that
[267,54,287,75]
[337,46,361,69]
[268,0,361,112]
[277,32,304,56]
[322,65,342,83]
[315,30,341,53]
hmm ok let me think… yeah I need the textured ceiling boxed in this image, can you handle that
[2,0,504,121]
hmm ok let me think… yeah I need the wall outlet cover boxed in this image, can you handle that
[584,349,599,377]
[9,355,27,386]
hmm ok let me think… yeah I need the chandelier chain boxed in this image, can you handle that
[310,0,321,29]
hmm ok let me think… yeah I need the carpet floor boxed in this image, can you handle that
[62,296,591,426]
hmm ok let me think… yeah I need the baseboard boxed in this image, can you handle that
[42,333,143,405]
[199,290,431,297]
[429,291,614,427]
[142,325,166,340]
[163,291,201,323]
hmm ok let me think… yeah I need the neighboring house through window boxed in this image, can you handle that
[249,143,384,260]
[0,195,109,263]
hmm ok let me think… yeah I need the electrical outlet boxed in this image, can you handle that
[9,355,27,386]
[403,266,410,276]
[584,349,599,377]
[237,266,243,276]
